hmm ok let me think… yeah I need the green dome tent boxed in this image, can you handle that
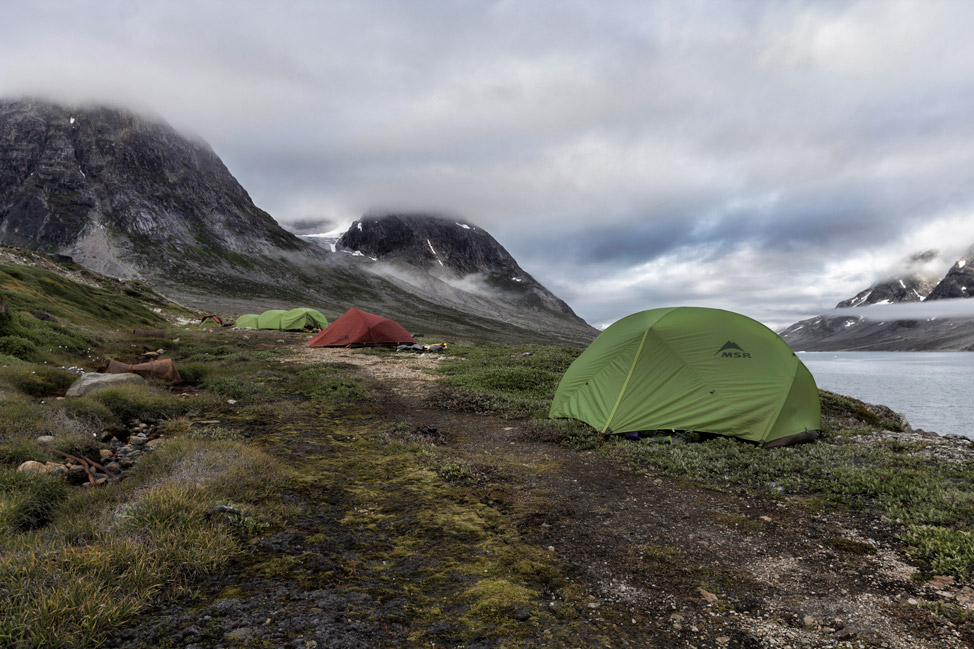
[549,307,821,448]
[256,310,288,330]
[238,309,328,331]
[280,308,328,331]
[235,314,259,329]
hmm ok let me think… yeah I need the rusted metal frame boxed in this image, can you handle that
[48,448,123,484]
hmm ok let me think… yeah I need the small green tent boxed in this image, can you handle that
[255,310,287,330]
[240,309,328,331]
[549,307,821,447]
[235,314,259,329]
[280,308,328,331]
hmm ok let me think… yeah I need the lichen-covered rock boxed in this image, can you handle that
[65,372,145,397]
[16,460,48,473]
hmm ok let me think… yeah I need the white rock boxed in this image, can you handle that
[66,372,145,397]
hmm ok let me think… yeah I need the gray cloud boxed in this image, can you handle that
[832,298,974,321]
[3,1,974,329]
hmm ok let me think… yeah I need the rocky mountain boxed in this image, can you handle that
[0,98,596,345]
[337,213,581,318]
[0,99,303,278]
[925,247,974,300]
[835,276,935,308]
[780,249,974,351]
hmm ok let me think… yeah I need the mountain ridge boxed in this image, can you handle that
[780,248,974,351]
[0,98,596,345]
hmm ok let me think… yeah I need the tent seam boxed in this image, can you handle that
[601,328,650,433]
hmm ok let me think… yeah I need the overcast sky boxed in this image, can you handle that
[4,0,974,329]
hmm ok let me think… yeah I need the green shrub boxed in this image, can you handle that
[308,379,366,403]
[432,344,577,418]
[0,395,52,438]
[201,375,278,402]
[90,384,190,423]
[58,397,113,428]
[0,364,76,397]
[188,426,243,441]
[0,293,10,334]
[904,525,974,581]
[0,469,68,532]
[0,336,38,361]
[292,365,365,403]
[176,362,212,386]
[0,435,45,468]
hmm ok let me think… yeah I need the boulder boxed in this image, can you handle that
[66,372,146,397]
[17,460,49,474]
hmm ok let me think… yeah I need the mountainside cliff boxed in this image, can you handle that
[0,99,303,277]
[0,99,596,345]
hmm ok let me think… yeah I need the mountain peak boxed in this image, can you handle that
[0,98,303,277]
[337,212,583,319]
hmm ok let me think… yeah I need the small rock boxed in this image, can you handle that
[907,598,919,605]
[716,637,730,645]
[696,587,718,604]
[65,372,145,397]
[803,615,816,627]
[146,438,165,449]
[46,463,68,476]
[225,626,253,641]
[836,627,858,640]
[587,601,601,609]
[36,435,56,445]
[104,461,122,474]
[99,449,114,461]
[227,399,238,405]
[17,460,48,474]
[759,515,773,523]
[928,575,956,588]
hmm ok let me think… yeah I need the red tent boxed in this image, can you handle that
[305,308,415,347]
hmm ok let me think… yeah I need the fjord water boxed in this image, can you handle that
[798,352,974,438]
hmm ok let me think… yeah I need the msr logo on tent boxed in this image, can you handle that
[716,341,751,358]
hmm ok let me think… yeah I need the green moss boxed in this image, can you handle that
[462,577,537,624]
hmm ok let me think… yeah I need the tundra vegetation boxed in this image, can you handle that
[1,260,973,647]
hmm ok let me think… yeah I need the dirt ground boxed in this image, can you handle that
[106,347,973,649]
